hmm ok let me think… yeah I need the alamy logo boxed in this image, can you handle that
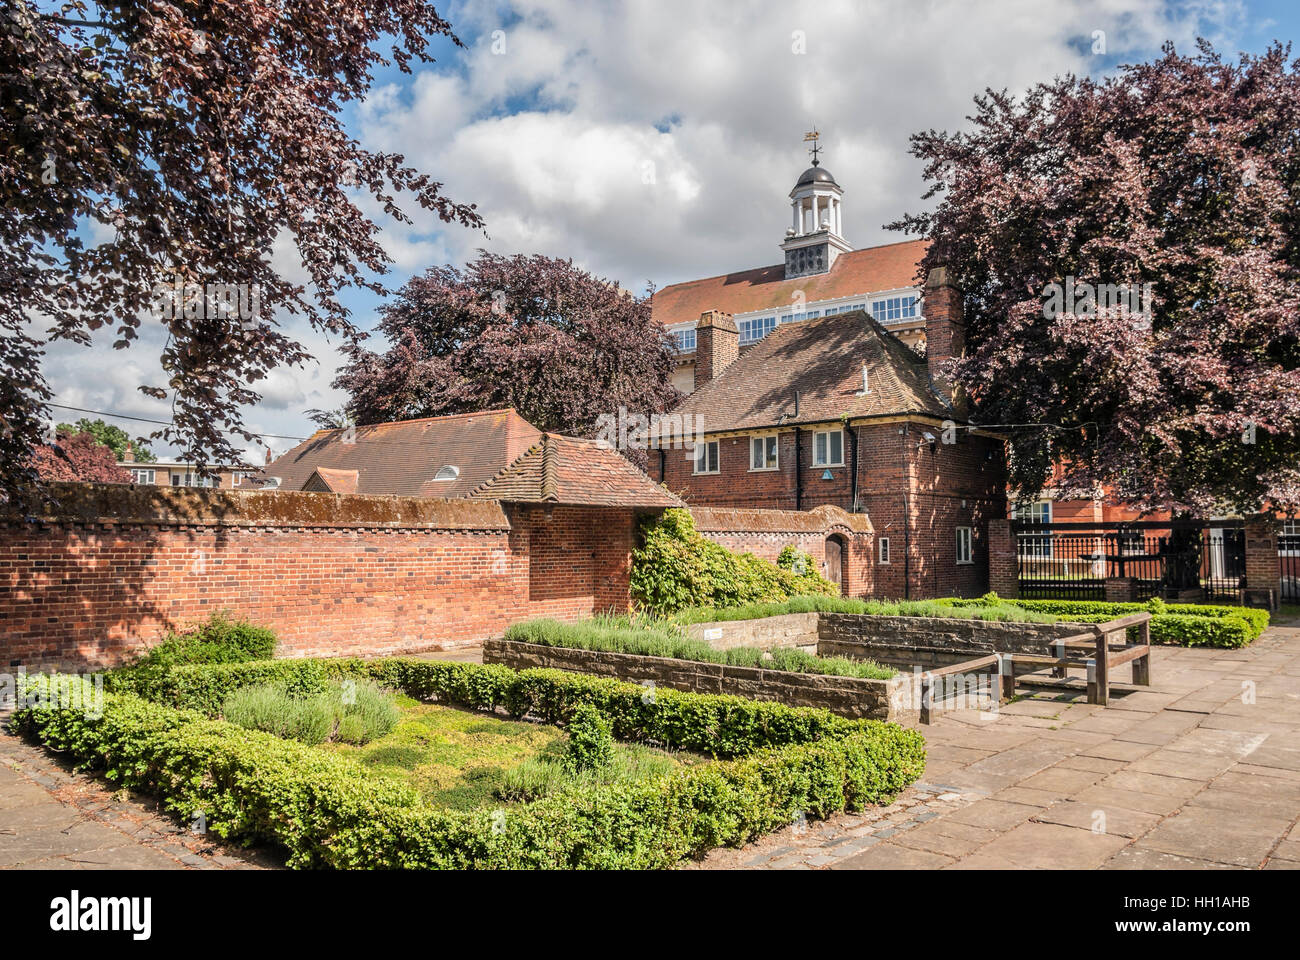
[150,274,260,328]
[1041,276,1153,325]
[50,890,151,941]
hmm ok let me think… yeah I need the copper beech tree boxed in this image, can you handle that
[1,1,481,500]
[32,431,130,484]
[335,252,681,455]
[893,41,1300,515]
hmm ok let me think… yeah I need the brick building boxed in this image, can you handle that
[643,146,1006,599]
[647,272,1006,599]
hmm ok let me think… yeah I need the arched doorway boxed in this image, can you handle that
[825,534,848,596]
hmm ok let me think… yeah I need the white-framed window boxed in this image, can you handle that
[1012,499,1052,524]
[693,440,720,475]
[738,315,777,345]
[1281,520,1300,557]
[749,435,778,471]
[870,294,919,324]
[1013,499,1053,557]
[813,429,844,467]
[129,468,155,485]
[956,526,973,565]
[878,537,891,564]
[672,328,696,352]
[172,472,215,488]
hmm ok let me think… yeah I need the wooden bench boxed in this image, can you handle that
[916,613,1152,722]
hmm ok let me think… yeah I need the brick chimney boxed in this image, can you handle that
[265,446,273,466]
[923,266,966,411]
[122,442,134,464]
[693,309,739,389]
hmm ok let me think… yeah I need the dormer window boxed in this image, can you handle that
[434,465,459,480]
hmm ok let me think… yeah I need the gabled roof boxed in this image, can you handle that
[650,239,928,329]
[266,409,543,498]
[472,434,683,508]
[304,468,359,494]
[667,309,952,433]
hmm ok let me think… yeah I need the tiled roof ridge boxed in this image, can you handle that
[540,434,560,502]
[653,238,930,294]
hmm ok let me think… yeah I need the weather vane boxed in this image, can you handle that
[804,128,821,165]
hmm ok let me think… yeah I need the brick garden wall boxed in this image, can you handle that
[689,504,874,598]
[0,483,646,671]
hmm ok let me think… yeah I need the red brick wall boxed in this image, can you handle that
[661,423,1008,601]
[689,505,875,598]
[0,485,644,671]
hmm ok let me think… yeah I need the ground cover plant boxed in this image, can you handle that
[320,694,704,809]
[12,657,926,869]
[504,615,897,680]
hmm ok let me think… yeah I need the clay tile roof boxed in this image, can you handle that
[667,309,951,432]
[304,468,359,494]
[650,239,929,329]
[267,409,543,498]
[472,434,684,508]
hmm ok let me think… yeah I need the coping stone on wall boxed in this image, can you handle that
[1,481,512,531]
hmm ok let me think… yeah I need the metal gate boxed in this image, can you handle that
[1014,520,1246,604]
[1282,521,1300,602]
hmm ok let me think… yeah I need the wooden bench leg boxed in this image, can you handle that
[1052,640,1067,678]
[1132,652,1150,686]
[998,654,1015,701]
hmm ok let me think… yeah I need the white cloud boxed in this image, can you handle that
[39,0,1250,449]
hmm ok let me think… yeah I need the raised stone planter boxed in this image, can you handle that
[817,613,1088,670]
[483,637,901,720]
[683,612,818,651]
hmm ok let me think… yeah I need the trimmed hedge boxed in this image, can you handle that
[937,596,1267,649]
[21,659,926,869]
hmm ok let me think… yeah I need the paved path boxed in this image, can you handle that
[693,621,1300,869]
[3,626,1297,870]
[0,727,272,870]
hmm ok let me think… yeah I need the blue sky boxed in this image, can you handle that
[38,0,1300,460]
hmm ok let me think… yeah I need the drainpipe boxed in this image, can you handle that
[792,391,802,511]
[901,424,911,600]
[849,423,859,513]
[658,447,665,483]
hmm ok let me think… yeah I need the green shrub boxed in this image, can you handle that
[14,662,926,869]
[220,680,400,746]
[111,611,277,692]
[496,743,683,804]
[562,703,615,773]
[630,509,838,614]
[503,617,897,680]
[223,684,336,745]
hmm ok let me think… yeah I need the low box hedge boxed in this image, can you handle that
[22,658,926,869]
[937,596,1266,649]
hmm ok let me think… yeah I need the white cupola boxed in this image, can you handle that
[780,133,852,279]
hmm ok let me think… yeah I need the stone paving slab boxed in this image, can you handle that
[692,622,1300,870]
[0,722,272,871]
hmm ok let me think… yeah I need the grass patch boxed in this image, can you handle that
[320,695,701,810]
[669,594,1059,624]
[504,615,897,679]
